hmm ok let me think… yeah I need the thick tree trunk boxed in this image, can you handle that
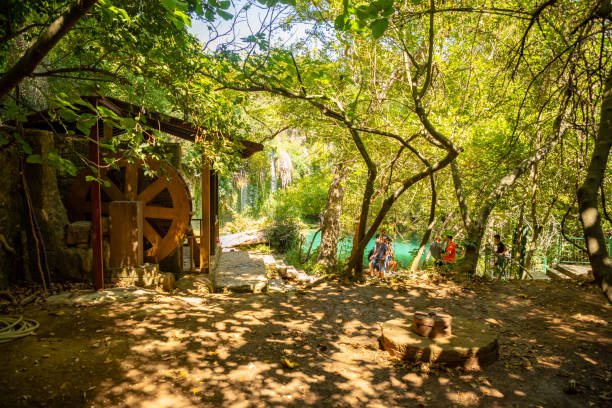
[317,163,350,270]
[344,129,377,280]
[511,205,525,262]
[458,224,486,274]
[0,0,98,98]
[577,69,612,302]
[411,174,436,271]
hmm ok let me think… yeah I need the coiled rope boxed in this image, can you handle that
[0,316,39,343]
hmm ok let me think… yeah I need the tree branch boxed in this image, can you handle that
[0,0,98,98]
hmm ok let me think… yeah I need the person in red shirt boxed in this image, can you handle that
[443,235,456,263]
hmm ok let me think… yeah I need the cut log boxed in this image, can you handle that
[220,229,267,248]
[381,317,498,370]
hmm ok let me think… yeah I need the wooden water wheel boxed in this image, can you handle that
[67,156,191,262]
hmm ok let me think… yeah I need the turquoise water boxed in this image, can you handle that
[304,230,426,268]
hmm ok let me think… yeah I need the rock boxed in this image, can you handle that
[295,273,316,283]
[159,272,175,291]
[220,229,267,248]
[267,279,296,293]
[66,221,91,246]
[253,281,267,294]
[276,264,288,278]
[54,247,93,280]
[104,263,159,287]
[285,267,300,280]
[176,275,212,296]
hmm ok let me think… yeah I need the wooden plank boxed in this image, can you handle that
[124,163,139,200]
[143,205,176,219]
[137,177,167,204]
[89,119,104,291]
[143,220,162,261]
[210,170,216,256]
[109,201,143,267]
[200,157,210,273]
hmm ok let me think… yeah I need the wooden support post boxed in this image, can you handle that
[214,173,219,252]
[210,170,216,256]
[200,157,210,273]
[89,119,104,290]
[109,201,143,267]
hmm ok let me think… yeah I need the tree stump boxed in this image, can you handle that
[381,316,499,370]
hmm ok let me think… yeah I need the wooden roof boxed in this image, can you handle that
[20,95,263,159]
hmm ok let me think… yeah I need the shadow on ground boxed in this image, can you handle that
[0,254,611,407]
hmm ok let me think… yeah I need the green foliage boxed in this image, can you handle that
[266,214,303,253]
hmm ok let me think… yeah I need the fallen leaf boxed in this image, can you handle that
[517,293,528,298]
[104,357,112,364]
[281,358,299,369]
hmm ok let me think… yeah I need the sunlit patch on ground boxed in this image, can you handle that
[0,278,610,407]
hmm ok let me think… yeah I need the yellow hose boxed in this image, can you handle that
[0,316,39,343]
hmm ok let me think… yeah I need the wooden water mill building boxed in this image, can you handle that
[20,95,263,290]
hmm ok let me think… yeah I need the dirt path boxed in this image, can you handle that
[0,277,610,407]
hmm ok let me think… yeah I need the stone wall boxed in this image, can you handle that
[0,136,27,289]
[0,129,96,288]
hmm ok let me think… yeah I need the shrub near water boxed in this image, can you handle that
[266,217,302,253]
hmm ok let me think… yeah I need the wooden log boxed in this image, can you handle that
[200,158,210,273]
[89,119,103,291]
[109,201,143,268]
[219,229,267,248]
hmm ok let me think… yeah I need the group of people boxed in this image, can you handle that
[367,230,398,279]
[365,230,509,278]
[429,233,509,278]
[428,235,457,268]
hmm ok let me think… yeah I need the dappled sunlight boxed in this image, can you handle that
[1,277,610,407]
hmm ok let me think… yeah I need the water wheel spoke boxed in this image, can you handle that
[137,178,168,205]
[124,163,139,200]
[101,178,125,201]
[143,206,177,220]
[143,220,162,254]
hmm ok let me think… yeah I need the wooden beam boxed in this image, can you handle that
[89,119,104,290]
[210,170,216,256]
[200,156,210,273]
[109,201,143,267]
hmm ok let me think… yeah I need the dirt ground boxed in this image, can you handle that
[0,274,611,408]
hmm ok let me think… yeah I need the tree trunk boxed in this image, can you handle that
[0,0,98,98]
[343,148,459,280]
[344,129,377,280]
[270,150,277,193]
[317,163,350,270]
[411,174,436,271]
[577,68,612,302]
[458,224,485,274]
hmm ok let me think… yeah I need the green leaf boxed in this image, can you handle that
[26,154,43,164]
[218,0,231,9]
[370,18,389,39]
[173,10,191,28]
[375,0,394,11]
[217,10,232,20]
[334,14,345,30]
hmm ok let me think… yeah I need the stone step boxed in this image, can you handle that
[546,266,571,280]
[553,263,593,280]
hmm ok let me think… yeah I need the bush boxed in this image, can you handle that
[266,217,302,253]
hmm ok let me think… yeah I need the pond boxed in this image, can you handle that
[303,229,428,268]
